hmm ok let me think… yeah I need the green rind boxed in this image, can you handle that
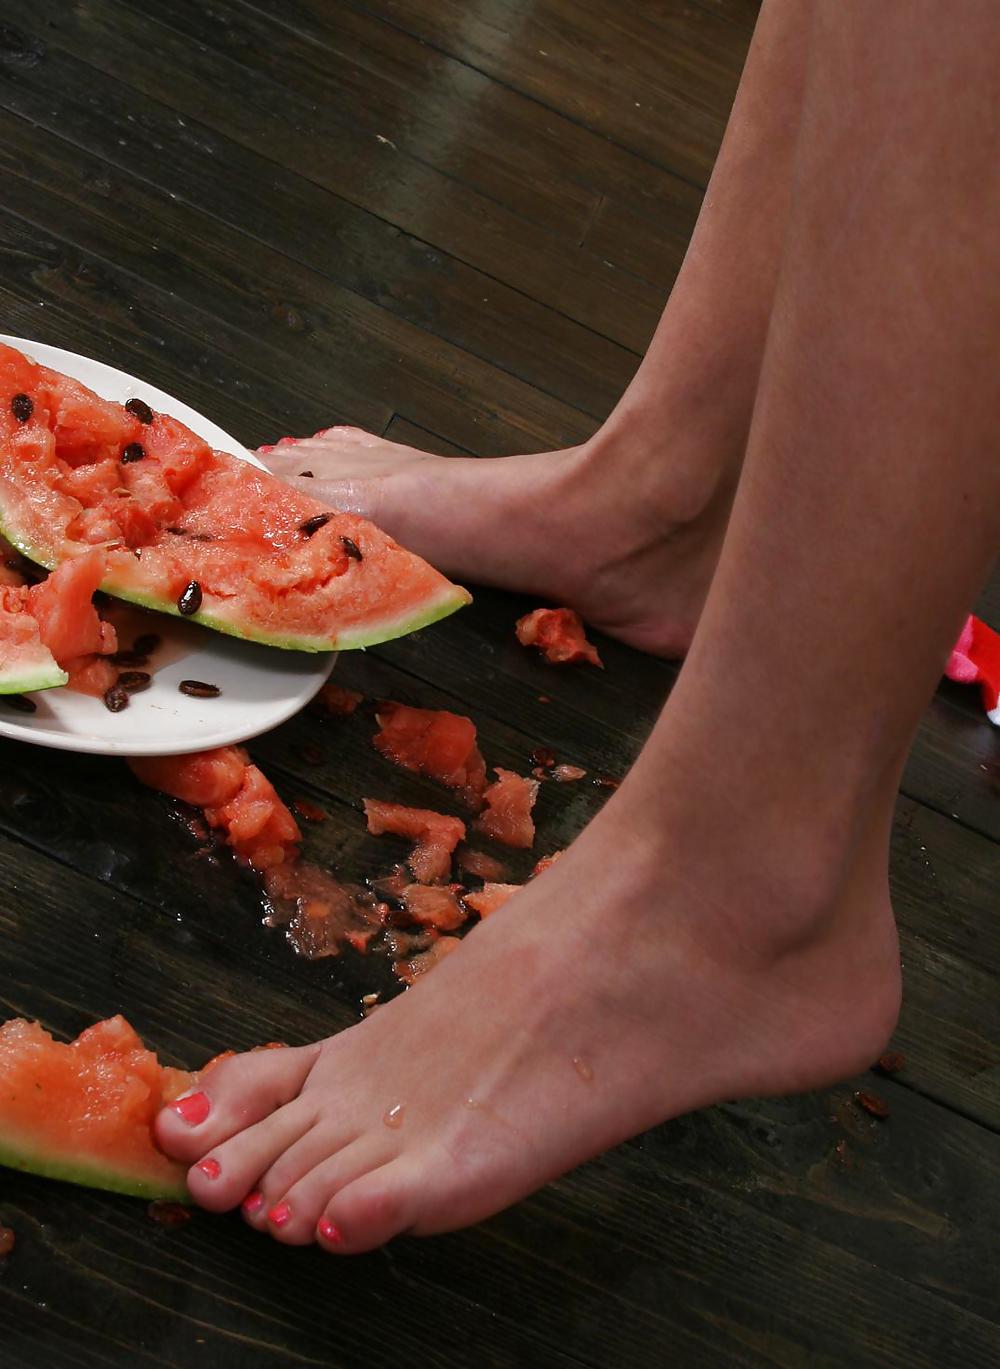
[1,521,472,654]
[0,1138,189,1201]
[0,658,68,695]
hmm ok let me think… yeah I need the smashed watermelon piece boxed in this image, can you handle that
[464,883,522,918]
[473,769,539,849]
[363,798,465,883]
[394,935,462,985]
[401,884,467,932]
[516,607,603,668]
[373,701,487,806]
[130,747,301,871]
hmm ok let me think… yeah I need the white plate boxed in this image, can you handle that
[0,333,335,757]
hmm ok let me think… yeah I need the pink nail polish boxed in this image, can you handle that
[257,444,274,455]
[195,1157,221,1180]
[317,1217,343,1244]
[168,1092,210,1125]
[241,1190,263,1215]
[268,1202,291,1227]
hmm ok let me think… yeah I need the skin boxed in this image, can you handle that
[158,0,1000,1253]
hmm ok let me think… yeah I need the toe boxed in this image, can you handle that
[319,1157,418,1255]
[185,1097,318,1213]
[156,1042,320,1163]
[259,1135,396,1246]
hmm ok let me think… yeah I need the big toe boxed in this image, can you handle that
[156,1042,321,1163]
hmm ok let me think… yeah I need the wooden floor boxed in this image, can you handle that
[1,1,999,1364]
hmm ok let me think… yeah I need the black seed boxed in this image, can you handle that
[3,694,36,713]
[179,679,221,698]
[10,393,32,423]
[177,581,202,616]
[299,469,314,478]
[341,536,363,561]
[104,685,129,712]
[299,513,331,538]
[118,671,152,693]
[121,442,146,463]
[132,633,161,655]
[109,650,149,667]
[124,397,154,424]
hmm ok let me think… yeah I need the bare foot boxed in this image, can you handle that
[157,755,900,1254]
[259,418,740,658]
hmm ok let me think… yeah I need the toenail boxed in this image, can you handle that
[268,1202,292,1227]
[168,1092,210,1125]
[195,1157,221,1180]
[257,444,274,454]
[317,1217,343,1244]
[241,1190,264,1215]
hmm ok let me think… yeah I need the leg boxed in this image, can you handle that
[156,0,1000,1253]
[263,0,811,656]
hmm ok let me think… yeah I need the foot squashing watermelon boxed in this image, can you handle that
[0,1015,194,1199]
[0,343,470,652]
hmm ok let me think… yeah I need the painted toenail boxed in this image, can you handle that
[241,1190,264,1215]
[195,1157,221,1180]
[317,1217,343,1244]
[168,1092,210,1125]
[268,1202,292,1227]
[257,444,274,454]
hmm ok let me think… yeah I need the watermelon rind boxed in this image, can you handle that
[0,650,68,695]
[0,1134,189,1201]
[0,522,471,655]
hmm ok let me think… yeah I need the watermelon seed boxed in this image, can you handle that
[179,680,221,698]
[0,1226,15,1257]
[124,397,154,424]
[177,581,203,615]
[341,536,363,561]
[121,442,146,463]
[10,393,33,423]
[3,694,36,713]
[118,671,152,693]
[109,650,149,667]
[104,685,129,712]
[299,469,314,477]
[132,633,161,654]
[299,513,331,538]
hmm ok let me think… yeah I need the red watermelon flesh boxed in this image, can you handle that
[0,1014,194,1200]
[474,769,540,849]
[363,798,466,883]
[515,607,603,668]
[465,883,522,918]
[0,343,470,651]
[129,747,301,871]
[400,883,467,931]
[373,701,487,807]
[0,549,117,695]
[394,935,462,985]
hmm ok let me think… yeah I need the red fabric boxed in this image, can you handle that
[945,615,1000,722]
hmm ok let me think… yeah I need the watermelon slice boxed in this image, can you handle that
[0,343,470,652]
[0,1015,193,1199]
[0,549,116,696]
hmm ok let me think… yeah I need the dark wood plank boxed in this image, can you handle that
[0,68,638,427]
[3,0,663,353]
[350,0,749,183]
